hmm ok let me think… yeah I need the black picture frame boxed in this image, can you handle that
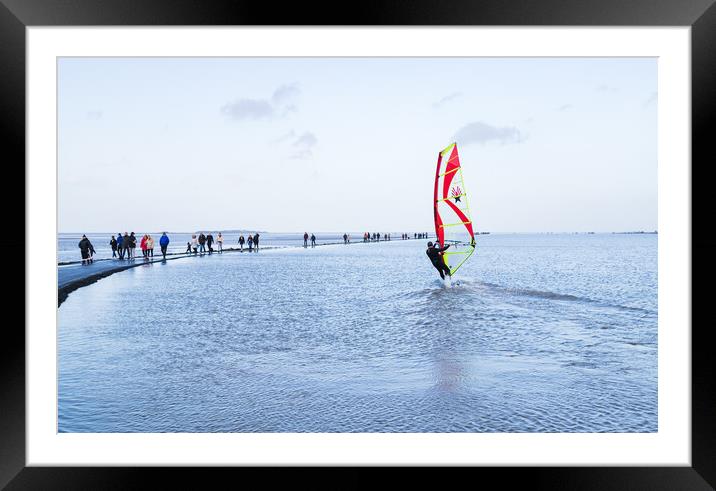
[6,0,714,487]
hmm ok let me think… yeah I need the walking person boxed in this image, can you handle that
[146,235,154,258]
[191,234,198,254]
[304,232,309,248]
[110,235,118,258]
[78,235,92,265]
[206,233,214,254]
[310,233,316,248]
[129,232,137,259]
[186,241,192,254]
[121,232,130,260]
[198,233,206,254]
[116,232,124,259]
[247,234,253,252]
[159,232,170,259]
[216,232,223,253]
[238,234,245,251]
[253,232,260,252]
[343,233,348,245]
[140,234,148,258]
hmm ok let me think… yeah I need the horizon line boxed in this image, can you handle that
[58,230,659,235]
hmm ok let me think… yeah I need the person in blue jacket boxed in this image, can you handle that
[159,232,170,259]
[117,232,125,261]
[116,232,124,260]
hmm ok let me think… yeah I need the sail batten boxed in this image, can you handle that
[433,142,476,275]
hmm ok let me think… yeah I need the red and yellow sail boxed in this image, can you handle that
[433,142,476,275]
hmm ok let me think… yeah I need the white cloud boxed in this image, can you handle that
[221,99,274,120]
[294,132,317,147]
[454,122,524,146]
[222,83,300,121]
[595,84,619,93]
[291,131,318,159]
[272,84,300,105]
[270,130,297,145]
[432,92,462,108]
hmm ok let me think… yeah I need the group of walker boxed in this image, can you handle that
[185,232,228,255]
[107,232,172,261]
[235,233,259,252]
[184,232,261,254]
[183,232,262,254]
[82,231,264,263]
[303,232,316,248]
[362,232,392,242]
[85,230,433,265]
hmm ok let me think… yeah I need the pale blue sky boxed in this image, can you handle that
[58,57,657,233]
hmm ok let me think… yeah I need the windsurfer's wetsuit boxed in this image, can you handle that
[426,244,451,279]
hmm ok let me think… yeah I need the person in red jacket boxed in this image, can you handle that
[140,234,148,258]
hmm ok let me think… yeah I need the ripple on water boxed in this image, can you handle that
[58,235,657,432]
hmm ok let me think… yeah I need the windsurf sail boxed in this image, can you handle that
[433,142,476,275]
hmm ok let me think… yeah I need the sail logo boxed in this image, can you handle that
[451,186,462,203]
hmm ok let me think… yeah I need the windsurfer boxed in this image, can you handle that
[426,241,452,279]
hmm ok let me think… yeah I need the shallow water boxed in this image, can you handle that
[57,232,394,263]
[58,233,657,432]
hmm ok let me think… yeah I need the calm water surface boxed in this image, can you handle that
[58,234,657,432]
[57,232,390,263]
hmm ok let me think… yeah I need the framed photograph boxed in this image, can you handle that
[9,0,714,487]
